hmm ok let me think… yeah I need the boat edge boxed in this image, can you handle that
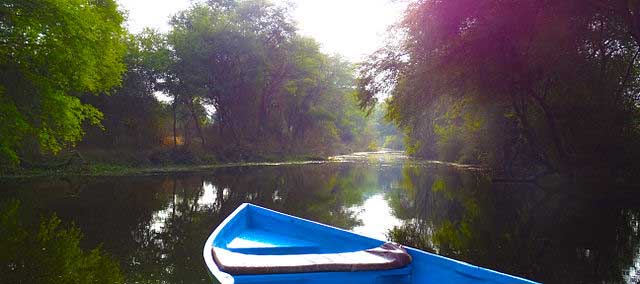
[203,203,541,284]
[203,203,251,284]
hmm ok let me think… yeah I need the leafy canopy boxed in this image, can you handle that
[359,0,640,175]
[0,0,127,166]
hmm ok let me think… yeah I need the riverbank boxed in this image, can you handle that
[0,159,335,179]
[0,151,491,179]
[1,151,413,179]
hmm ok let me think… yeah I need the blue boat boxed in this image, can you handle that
[203,203,539,284]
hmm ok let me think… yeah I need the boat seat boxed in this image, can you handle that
[212,242,412,275]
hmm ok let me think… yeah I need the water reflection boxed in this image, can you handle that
[1,160,639,284]
[386,166,640,284]
[350,194,402,240]
[0,199,124,284]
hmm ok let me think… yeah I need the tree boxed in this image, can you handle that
[359,0,640,177]
[80,30,171,156]
[168,0,374,159]
[0,0,127,167]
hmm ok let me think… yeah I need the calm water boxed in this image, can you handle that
[1,152,640,284]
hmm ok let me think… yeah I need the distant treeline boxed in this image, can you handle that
[0,0,403,171]
[359,0,640,179]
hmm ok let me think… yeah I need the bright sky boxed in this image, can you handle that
[116,0,406,62]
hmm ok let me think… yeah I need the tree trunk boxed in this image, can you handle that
[172,100,178,150]
[184,118,190,147]
[187,100,206,146]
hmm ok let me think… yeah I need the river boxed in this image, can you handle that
[1,151,639,284]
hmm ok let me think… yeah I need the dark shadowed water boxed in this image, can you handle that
[1,152,639,284]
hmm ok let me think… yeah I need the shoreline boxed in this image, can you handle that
[0,150,412,179]
[2,156,639,195]
[0,159,335,179]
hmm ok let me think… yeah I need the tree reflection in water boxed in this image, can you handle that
[0,164,381,283]
[0,199,124,284]
[1,162,639,283]
[386,165,640,284]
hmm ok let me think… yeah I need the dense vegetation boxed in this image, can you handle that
[7,0,636,181]
[0,0,402,173]
[0,200,123,283]
[162,1,375,161]
[359,0,640,179]
[1,0,127,169]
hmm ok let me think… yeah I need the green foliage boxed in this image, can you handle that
[167,0,375,159]
[359,0,640,177]
[386,222,433,252]
[0,200,123,284]
[382,135,403,150]
[80,30,170,158]
[1,0,385,170]
[0,88,28,168]
[0,0,127,166]
[369,102,405,151]
[432,96,488,164]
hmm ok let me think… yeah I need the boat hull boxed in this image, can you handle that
[204,203,539,284]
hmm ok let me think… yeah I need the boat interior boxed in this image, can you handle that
[213,204,384,255]
[206,204,539,284]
